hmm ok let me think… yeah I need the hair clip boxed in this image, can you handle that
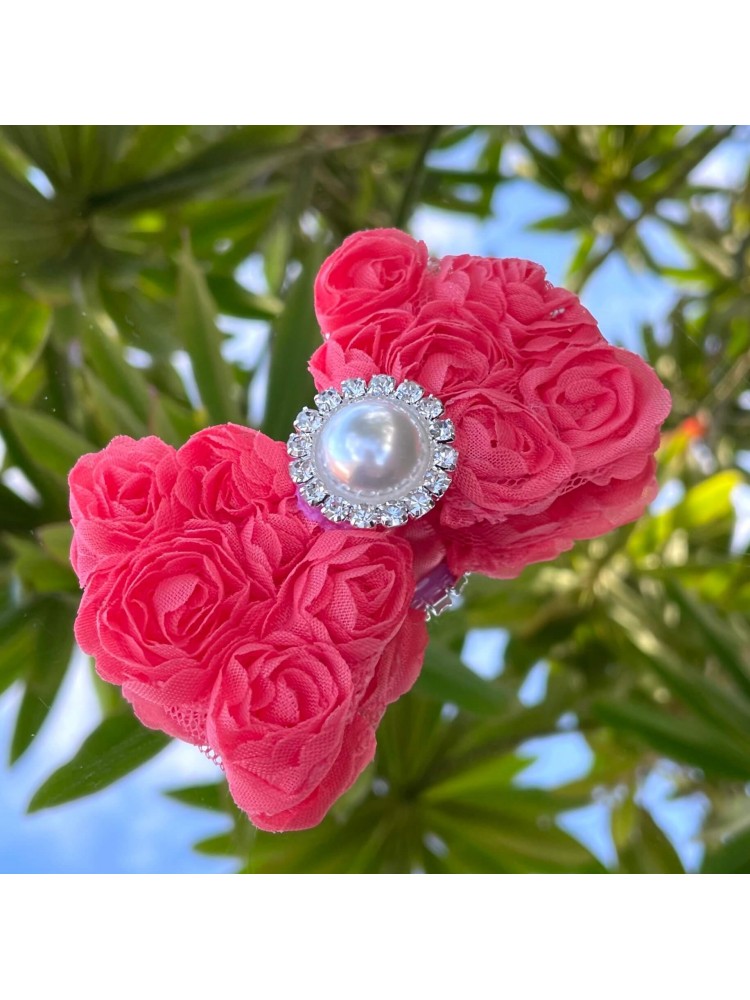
[69,228,671,832]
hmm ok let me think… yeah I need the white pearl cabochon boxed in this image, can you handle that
[314,397,434,503]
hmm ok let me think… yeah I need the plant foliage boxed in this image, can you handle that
[1,125,748,872]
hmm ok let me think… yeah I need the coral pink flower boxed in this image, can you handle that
[442,386,575,527]
[208,611,427,832]
[69,228,671,833]
[314,228,428,335]
[172,423,299,524]
[74,521,278,743]
[69,435,178,586]
[518,345,672,475]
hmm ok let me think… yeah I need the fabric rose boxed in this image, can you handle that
[518,344,672,475]
[443,455,659,579]
[267,530,419,682]
[310,301,522,400]
[69,435,178,586]
[172,423,299,524]
[74,521,278,743]
[69,421,428,830]
[441,386,575,528]
[68,227,672,834]
[428,254,603,354]
[314,228,428,335]
[309,309,415,389]
[208,611,427,832]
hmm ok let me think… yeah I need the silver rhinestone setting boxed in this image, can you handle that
[288,374,457,529]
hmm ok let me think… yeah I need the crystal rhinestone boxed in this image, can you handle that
[434,445,458,470]
[424,469,451,495]
[314,388,342,414]
[294,407,323,433]
[380,501,408,527]
[287,433,310,458]
[416,396,443,419]
[367,374,396,396]
[321,495,351,522]
[395,380,424,403]
[341,377,367,399]
[406,490,433,517]
[430,419,455,442]
[350,504,378,528]
[301,479,327,505]
[290,459,314,483]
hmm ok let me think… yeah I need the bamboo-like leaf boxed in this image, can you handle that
[165,782,227,813]
[0,295,51,394]
[702,826,750,874]
[28,711,170,811]
[614,802,685,874]
[664,581,750,700]
[415,643,509,716]
[88,126,301,212]
[595,699,750,780]
[10,596,76,762]
[3,406,95,481]
[261,243,324,440]
[0,604,36,696]
[176,243,242,425]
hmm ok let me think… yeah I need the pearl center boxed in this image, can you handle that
[314,398,433,502]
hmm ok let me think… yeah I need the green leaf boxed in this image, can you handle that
[80,317,152,425]
[82,370,148,440]
[193,833,239,857]
[10,595,76,762]
[261,243,324,441]
[702,826,750,874]
[165,781,226,813]
[28,710,170,811]
[5,533,78,593]
[207,275,282,321]
[176,243,242,425]
[415,642,509,715]
[184,189,283,254]
[3,406,95,481]
[664,581,750,700]
[595,698,750,780]
[36,523,73,565]
[614,802,685,874]
[88,126,301,212]
[0,603,37,696]
[677,471,743,529]
[0,482,44,531]
[0,295,51,394]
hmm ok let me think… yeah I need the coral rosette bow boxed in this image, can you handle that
[69,228,671,832]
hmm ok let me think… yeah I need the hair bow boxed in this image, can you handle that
[69,228,671,832]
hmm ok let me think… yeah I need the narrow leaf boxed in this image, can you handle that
[176,243,242,425]
[10,596,76,762]
[165,781,226,813]
[416,642,509,715]
[0,295,51,393]
[28,710,170,811]
[3,406,95,480]
[261,243,324,441]
[595,699,750,780]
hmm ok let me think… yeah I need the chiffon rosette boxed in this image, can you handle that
[309,228,672,581]
[69,227,670,833]
[70,426,427,832]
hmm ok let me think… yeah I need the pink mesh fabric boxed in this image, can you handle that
[69,229,671,832]
[310,232,671,580]
[69,424,428,831]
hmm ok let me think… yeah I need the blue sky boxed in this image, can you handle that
[0,129,745,873]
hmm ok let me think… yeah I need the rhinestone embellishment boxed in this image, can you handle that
[288,374,457,529]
